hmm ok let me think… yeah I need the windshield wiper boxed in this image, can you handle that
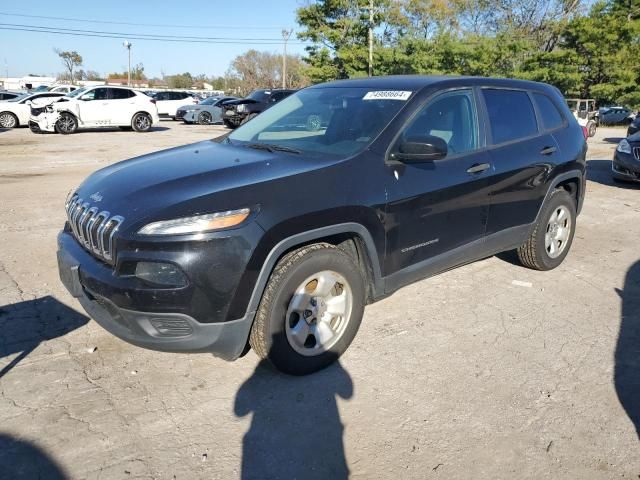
[246,143,301,154]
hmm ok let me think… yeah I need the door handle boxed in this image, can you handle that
[540,146,557,155]
[466,162,491,174]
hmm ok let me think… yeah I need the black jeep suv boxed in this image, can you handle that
[222,88,296,128]
[58,76,586,375]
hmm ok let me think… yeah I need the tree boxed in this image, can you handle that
[227,50,309,95]
[54,49,83,83]
[166,72,194,89]
[108,63,146,81]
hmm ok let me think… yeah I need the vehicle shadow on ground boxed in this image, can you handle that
[0,296,89,378]
[603,137,625,144]
[65,126,171,133]
[586,159,640,189]
[0,433,68,479]
[234,358,353,480]
[615,260,640,440]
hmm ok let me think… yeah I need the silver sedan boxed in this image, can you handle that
[181,96,238,125]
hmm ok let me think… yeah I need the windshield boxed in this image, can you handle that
[66,87,89,98]
[200,96,219,105]
[228,87,412,158]
[247,90,269,102]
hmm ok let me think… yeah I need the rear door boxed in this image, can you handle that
[107,88,136,125]
[481,88,561,236]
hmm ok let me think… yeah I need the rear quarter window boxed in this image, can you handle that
[483,89,538,144]
[533,93,565,131]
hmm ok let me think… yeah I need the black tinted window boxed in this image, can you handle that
[533,93,564,130]
[93,88,109,100]
[484,89,538,144]
[110,88,134,99]
[402,89,479,155]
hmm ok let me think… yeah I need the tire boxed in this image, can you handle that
[517,189,576,271]
[249,243,365,375]
[29,121,42,134]
[56,112,77,134]
[198,111,212,125]
[240,113,257,125]
[0,112,18,128]
[223,119,236,129]
[588,121,597,137]
[131,112,152,132]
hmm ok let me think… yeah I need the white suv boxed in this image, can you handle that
[29,86,160,134]
[153,90,198,119]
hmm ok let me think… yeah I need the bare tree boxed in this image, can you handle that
[54,49,83,84]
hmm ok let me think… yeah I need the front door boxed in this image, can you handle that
[384,88,492,290]
[77,87,112,126]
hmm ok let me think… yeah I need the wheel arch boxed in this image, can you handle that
[229,223,384,324]
[535,170,584,224]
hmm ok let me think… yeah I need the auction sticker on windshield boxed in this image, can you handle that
[363,91,412,101]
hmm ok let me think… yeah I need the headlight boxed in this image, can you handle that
[138,208,250,235]
[237,104,246,113]
[617,139,632,154]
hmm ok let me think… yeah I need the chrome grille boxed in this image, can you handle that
[634,147,640,161]
[65,195,124,263]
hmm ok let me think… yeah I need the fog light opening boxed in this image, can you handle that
[134,262,187,287]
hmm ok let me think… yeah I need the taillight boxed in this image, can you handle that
[582,126,588,139]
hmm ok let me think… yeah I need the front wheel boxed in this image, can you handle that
[198,111,212,125]
[132,113,152,132]
[517,189,576,270]
[56,112,77,134]
[249,243,365,375]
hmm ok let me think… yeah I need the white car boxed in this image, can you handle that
[29,86,160,134]
[49,85,78,94]
[0,92,66,128]
[153,90,198,119]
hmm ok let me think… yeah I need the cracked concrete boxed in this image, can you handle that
[0,124,638,479]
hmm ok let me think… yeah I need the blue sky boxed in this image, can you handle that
[0,1,309,78]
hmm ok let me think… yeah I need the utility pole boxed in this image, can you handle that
[123,41,132,86]
[281,29,292,89]
[368,0,374,77]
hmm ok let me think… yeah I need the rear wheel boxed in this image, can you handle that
[0,112,18,128]
[517,189,576,270]
[198,111,212,125]
[56,112,77,134]
[132,112,152,132]
[587,120,597,137]
[249,243,365,375]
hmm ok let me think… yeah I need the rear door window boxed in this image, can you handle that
[109,88,133,100]
[533,93,564,131]
[483,89,538,144]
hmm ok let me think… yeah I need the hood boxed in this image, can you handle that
[224,98,258,107]
[73,140,331,230]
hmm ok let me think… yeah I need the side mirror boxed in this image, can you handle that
[393,135,448,162]
[79,96,91,101]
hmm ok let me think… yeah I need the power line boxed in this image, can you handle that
[0,24,307,45]
[0,22,302,42]
[0,11,287,31]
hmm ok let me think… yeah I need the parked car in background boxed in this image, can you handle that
[597,106,634,125]
[613,132,640,182]
[627,116,640,137]
[57,76,586,375]
[181,96,238,124]
[29,86,159,134]
[0,91,21,101]
[153,91,198,119]
[222,89,296,128]
[49,85,78,94]
[0,91,65,128]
